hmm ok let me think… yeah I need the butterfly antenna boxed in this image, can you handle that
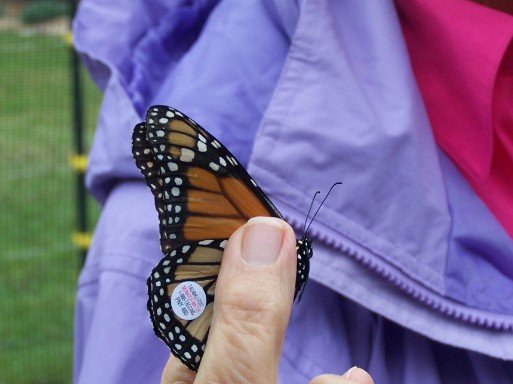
[302,191,320,239]
[305,182,342,236]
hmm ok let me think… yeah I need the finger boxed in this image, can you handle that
[344,367,374,384]
[161,354,196,384]
[310,368,374,384]
[195,217,297,384]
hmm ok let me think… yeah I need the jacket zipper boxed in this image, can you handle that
[285,215,513,331]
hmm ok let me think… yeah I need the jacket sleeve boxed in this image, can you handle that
[73,182,169,384]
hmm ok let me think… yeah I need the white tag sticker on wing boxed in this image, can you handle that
[171,281,207,321]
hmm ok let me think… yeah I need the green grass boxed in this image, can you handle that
[0,31,101,384]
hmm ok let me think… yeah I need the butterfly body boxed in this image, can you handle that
[132,105,312,371]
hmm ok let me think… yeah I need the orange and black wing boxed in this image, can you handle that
[132,105,311,371]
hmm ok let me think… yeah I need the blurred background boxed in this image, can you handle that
[0,0,100,382]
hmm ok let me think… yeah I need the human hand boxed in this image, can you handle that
[160,217,374,384]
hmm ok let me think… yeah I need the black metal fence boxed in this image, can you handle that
[0,1,99,382]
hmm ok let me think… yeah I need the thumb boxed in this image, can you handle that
[195,217,297,384]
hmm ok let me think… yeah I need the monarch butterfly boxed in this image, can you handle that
[132,105,318,371]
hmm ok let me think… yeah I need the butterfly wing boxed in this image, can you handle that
[132,105,311,371]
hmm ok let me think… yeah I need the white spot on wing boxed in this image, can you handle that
[180,148,195,162]
[197,141,207,152]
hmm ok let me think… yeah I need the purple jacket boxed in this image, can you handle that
[73,0,513,382]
